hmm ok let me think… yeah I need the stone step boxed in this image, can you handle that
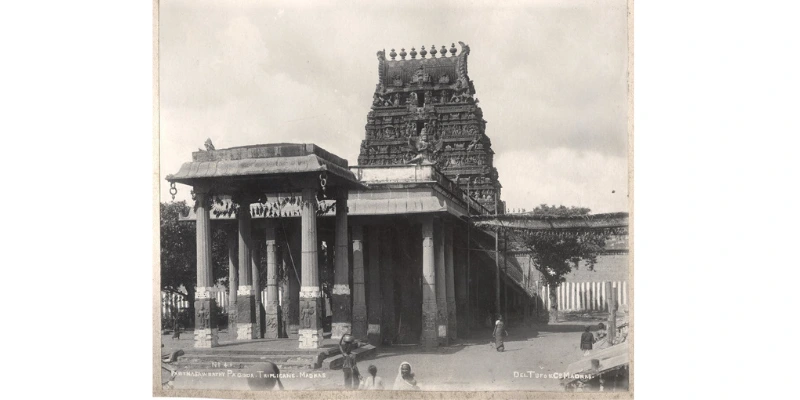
[321,344,377,370]
[176,360,314,371]
[176,349,324,371]
[181,354,314,364]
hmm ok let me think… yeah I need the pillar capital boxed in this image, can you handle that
[192,183,212,195]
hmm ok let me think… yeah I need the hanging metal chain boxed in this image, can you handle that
[169,182,178,200]
[319,171,328,198]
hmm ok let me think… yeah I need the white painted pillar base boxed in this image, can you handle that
[298,328,324,349]
[331,284,352,340]
[194,328,219,348]
[236,323,253,340]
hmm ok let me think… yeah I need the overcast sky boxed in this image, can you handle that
[159,0,629,213]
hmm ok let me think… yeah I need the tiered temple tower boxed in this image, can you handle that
[357,42,504,214]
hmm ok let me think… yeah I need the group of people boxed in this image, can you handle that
[338,334,420,390]
[580,322,608,355]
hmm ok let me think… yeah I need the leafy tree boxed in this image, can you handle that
[509,204,610,322]
[161,201,196,305]
[160,201,230,325]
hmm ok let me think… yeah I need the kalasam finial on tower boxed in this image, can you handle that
[360,42,502,213]
[430,45,437,58]
[410,47,417,59]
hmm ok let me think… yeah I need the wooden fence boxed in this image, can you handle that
[534,280,629,312]
[160,290,272,320]
[161,280,628,320]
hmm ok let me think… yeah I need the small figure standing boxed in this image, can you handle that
[359,365,384,390]
[393,362,420,390]
[594,322,608,347]
[581,326,594,356]
[493,316,508,352]
[339,334,361,389]
[172,317,180,340]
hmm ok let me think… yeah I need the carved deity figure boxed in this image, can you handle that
[197,302,209,329]
[408,92,418,105]
[301,302,314,329]
[204,138,215,151]
[407,125,443,164]
[411,67,429,84]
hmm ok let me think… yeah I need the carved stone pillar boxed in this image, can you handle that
[298,188,322,349]
[351,224,367,340]
[331,193,352,340]
[285,227,301,335]
[226,229,238,334]
[380,227,396,344]
[264,220,279,339]
[193,189,218,348]
[421,218,438,349]
[252,244,263,338]
[435,219,449,346]
[236,198,256,340]
[366,226,382,346]
[455,230,469,337]
[445,222,457,340]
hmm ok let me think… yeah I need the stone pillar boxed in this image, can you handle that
[285,228,301,334]
[193,189,218,348]
[264,220,279,339]
[366,226,382,346]
[299,188,322,349]
[227,230,238,333]
[236,198,256,340]
[434,220,449,346]
[380,227,396,344]
[351,225,367,340]
[495,228,501,318]
[445,223,457,341]
[421,218,438,349]
[455,230,469,337]
[252,244,263,338]
[332,194,352,340]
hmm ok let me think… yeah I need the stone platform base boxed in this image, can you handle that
[194,328,219,348]
[298,328,323,349]
[236,322,253,340]
[331,322,351,340]
[321,343,377,370]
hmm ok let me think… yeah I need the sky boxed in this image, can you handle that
[158,0,630,213]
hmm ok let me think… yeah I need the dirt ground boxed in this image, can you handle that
[162,312,624,392]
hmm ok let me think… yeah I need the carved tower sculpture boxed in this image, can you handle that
[357,43,503,213]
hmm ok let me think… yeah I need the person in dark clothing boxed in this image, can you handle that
[339,334,361,389]
[581,326,594,355]
[172,318,180,340]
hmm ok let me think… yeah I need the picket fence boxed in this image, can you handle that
[160,289,273,320]
[533,280,629,312]
[161,280,629,319]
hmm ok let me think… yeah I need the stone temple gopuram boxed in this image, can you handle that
[357,43,503,214]
[165,43,553,353]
